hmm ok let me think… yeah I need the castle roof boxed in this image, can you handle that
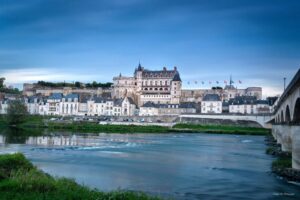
[172,72,181,81]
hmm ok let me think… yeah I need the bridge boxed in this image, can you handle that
[179,68,300,169]
[271,68,300,169]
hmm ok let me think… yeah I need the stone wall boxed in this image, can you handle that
[178,117,262,128]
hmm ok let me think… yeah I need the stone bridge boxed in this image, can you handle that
[271,68,300,169]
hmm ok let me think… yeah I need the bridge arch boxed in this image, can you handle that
[285,105,291,123]
[281,110,284,123]
[293,98,300,123]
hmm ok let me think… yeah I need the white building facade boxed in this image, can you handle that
[201,94,222,114]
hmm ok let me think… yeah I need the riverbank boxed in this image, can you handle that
[265,135,300,182]
[0,153,160,200]
[0,115,270,135]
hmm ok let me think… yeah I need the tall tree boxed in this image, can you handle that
[0,77,5,88]
[6,100,29,125]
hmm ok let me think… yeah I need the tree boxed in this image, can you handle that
[92,81,98,88]
[6,100,29,125]
[75,81,81,88]
[0,77,5,88]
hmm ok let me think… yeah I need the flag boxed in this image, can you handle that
[194,81,198,84]
[187,81,190,85]
[209,81,211,84]
[224,80,227,84]
[239,80,242,84]
[216,81,219,84]
[202,81,204,84]
[230,80,234,84]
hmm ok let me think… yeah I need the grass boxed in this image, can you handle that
[0,115,271,135]
[272,156,292,170]
[0,153,160,200]
[173,123,270,135]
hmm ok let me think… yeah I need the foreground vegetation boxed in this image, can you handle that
[0,153,160,200]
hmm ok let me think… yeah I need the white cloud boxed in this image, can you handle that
[0,68,105,87]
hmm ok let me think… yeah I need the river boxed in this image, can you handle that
[0,132,299,199]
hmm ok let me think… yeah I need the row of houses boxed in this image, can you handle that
[0,93,137,116]
[0,93,274,116]
[201,94,274,114]
[0,93,197,116]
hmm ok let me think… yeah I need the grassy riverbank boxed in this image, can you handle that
[173,123,270,135]
[0,115,270,135]
[0,153,160,200]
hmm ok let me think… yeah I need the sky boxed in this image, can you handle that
[0,0,299,98]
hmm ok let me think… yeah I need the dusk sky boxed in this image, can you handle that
[0,0,299,97]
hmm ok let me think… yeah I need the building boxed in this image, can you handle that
[201,94,222,114]
[86,96,136,116]
[228,96,257,114]
[25,96,46,115]
[256,100,271,114]
[181,86,262,103]
[113,64,182,106]
[0,99,8,114]
[139,101,197,116]
[46,93,63,115]
[60,94,79,116]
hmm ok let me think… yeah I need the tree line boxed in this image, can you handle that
[37,81,113,88]
[0,77,21,94]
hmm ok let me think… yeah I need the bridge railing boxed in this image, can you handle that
[273,68,300,114]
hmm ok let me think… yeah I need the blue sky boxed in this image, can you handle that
[0,0,299,97]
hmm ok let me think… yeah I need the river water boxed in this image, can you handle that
[0,132,299,199]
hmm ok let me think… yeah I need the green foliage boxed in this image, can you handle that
[0,88,21,94]
[272,157,292,169]
[6,100,29,125]
[0,77,5,88]
[0,153,34,180]
[37,81,113,88]
[212,86,223,90]
[0,153,161,200]
[173,123,270,135]
[47,122,171,133]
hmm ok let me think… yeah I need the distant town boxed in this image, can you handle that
[0,64,278,117]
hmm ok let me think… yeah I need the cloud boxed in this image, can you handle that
[0,68,103,87]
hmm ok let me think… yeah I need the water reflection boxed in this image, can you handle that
[1,130,300,200]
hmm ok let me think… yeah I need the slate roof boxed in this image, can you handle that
[203,94,221,101]
[229,96,257,105]
[113,98,123,106]
[48,93,63,100]
[256,100,269,105]
[126,97,135,105]
[64,94,79,100]
[172,72,182,81]
[27,96,45,103]
[94,97,113,103]
[179,102,197,109]
[142,101,157,108]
